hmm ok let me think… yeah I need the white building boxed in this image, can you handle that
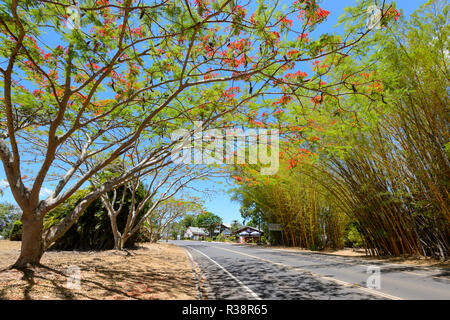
[235,226,264,243]
[213,223,232,238]
[184,227,208,240]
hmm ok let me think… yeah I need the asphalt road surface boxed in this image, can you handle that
[172,240,450,300]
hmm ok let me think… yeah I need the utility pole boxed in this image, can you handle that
[166,222,171,242]
[258,214,262,245]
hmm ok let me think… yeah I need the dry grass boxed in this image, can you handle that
[0,241,198,300]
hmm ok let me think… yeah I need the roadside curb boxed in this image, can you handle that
[184,248,204,300]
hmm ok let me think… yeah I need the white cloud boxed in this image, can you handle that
[0,179,9,189]
[39,187,53,197]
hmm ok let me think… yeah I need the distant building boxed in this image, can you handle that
[184,227,208,240]
[213,223,232,238]
[234,226,264,243]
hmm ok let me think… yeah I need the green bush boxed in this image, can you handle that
[344,223,364,248]
[0,203,21,238]
[48,186,151,251]
[9,220,22,241]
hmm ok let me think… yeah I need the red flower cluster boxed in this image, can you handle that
[86,63,100,70]
[314,8,330,21]
[311,95,323,105]
[280,16,293,28]
[285,70,307,81]
[131,26,144,38]
[267,31,281,45]
[287,49,299,58]
[223,87,241,99]
[298,33,309,42]
[203,68,218,80]
[232,5,247,19]
[274,108,284,115]
[286,147,316,169]
[272,94,292,107]
[296,3,330,25]
[33,89,43,97]
[387,8,401,21]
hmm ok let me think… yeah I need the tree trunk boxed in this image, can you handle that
[114,235,124,250]
[12,214,44,269]
[109,214,123,250]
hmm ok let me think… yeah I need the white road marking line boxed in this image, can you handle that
[184,249,203,300]
[187,246,261,300]
[211,245,404,300]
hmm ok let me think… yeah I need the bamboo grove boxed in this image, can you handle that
[230,1,449,258]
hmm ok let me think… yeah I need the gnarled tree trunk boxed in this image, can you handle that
[12,213,44,269]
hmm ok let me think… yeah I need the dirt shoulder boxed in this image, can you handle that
[0,241,198,300]
[234,243,450,269]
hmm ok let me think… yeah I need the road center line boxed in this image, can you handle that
[187,246,261,300]
[210,245,404,300]
[233,245,449,281]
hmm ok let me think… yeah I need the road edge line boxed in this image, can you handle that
[184,248,204,300]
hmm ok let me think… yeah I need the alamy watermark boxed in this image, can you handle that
[366,266,381,289]
[171,122,279,175]
[66,5,81,30]
[66,265,81,290]
[367,5,382,30]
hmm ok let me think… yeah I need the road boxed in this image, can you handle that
[172,240,450,300]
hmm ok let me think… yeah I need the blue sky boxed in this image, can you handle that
[0,0,427,225]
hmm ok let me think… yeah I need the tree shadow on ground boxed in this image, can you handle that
[0,245,197,300]
[188,245,381,300]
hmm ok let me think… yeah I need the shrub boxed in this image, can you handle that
[344,223,364,248]
[9,220,22,241]
[48,186,150,250]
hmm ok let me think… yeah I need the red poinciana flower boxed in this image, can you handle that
[280,16,293,29]
[311,95,323,105]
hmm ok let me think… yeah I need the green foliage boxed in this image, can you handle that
[181,214,196,229]
[344,223,364,248]
[9,220,22,241]
[230,160,347,250]
[0,203,21,238]
[230,220,243,233]
[193,211,223,237]
[49,186,150,250]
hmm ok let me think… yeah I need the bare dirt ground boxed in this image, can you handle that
[242,244,450,268]
[0,240,198,300]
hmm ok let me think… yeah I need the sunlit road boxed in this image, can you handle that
[172,240,450,300]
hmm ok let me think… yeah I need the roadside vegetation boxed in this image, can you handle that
[230,1,449,259]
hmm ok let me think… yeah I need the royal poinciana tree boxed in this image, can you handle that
[0,0,381,268]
